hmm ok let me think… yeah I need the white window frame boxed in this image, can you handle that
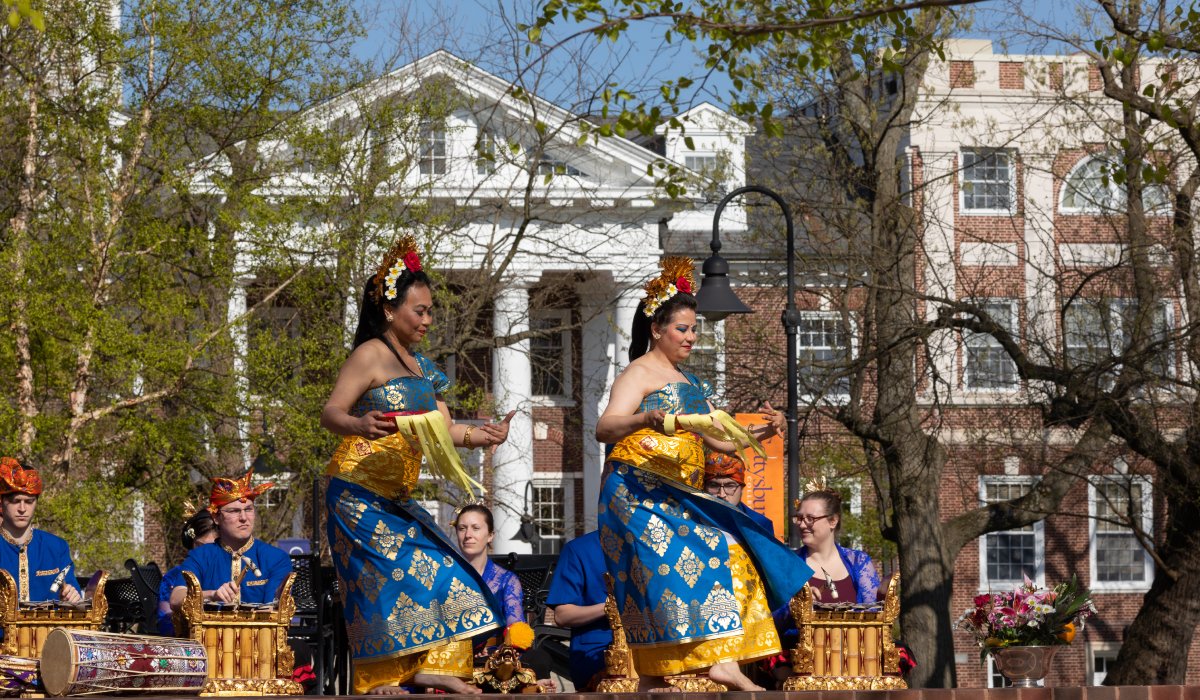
[1087,642,1121,686]
[977,476,1045,592]
[531,473,578,555]
[986,657,1013,689]
[529,309,573,404]
[475,127,498,176]
[1088,474,1154,591]
[797,311,855,403]
[960,148,1016,215]
[684,154,719,173]
[418,121,447,176]
[1059,154,1171,215]
[1063,299,1174,381]
[963,299,1020,392]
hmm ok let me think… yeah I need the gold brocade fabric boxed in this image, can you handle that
[608,428,706,489]
[630,544,781,676]
[326,431,423,500]
[351,639,473,693]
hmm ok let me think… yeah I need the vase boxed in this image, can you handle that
[991,645,1061,687]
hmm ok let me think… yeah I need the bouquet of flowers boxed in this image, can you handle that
[956,575,1096,657]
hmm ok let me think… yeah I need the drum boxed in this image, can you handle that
[39,629,208,696]
[0,653,39,697]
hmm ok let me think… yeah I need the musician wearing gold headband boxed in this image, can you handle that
[595,258,813,691]
[168,470,293,610]
[320,236,510,695]
[0,458,82,605]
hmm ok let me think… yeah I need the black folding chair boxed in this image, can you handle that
[125,559,163,634]
[289,553,338,694]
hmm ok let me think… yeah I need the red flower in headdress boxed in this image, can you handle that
[676,277,692,294]
[403,251,422,272]
[0,457,42,497]
[208,468,274,514]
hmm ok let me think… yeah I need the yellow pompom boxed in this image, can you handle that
[505,621,535,650]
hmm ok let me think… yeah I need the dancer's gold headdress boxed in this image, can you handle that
[642,257,696,317]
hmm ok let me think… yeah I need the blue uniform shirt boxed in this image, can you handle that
[738,502,776,537]
[178,538,292,605]
[545,531,612,689]
[0,529,74,602]
[157,564,185,635]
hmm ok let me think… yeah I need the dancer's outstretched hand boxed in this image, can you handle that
[478,411,518,452]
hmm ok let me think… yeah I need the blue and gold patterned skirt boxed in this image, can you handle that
[599,460,812,675]
[326,478,501,692]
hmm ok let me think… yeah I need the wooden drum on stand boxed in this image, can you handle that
[39,629,207,696]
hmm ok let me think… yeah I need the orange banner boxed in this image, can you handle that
[735,414,786,541]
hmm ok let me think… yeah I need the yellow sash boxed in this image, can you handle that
[327,411,484,499]
[393,411,485,496]
[663,410,767,466]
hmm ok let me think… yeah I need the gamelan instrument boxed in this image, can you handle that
[39,629,207,697]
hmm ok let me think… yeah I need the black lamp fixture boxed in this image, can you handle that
[513,482,541,546]
[697,185,803,549]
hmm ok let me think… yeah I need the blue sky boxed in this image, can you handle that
[352,1,1092,112]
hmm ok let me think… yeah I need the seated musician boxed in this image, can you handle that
[0,457,82,606]
[703,452,775,535]
[157,509,218,635]
[168,469,292,611]
[544,529,611,691]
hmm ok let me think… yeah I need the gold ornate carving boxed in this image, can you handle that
[663,674,727,692]
[593,572,640,693]
[782,675,909,691]
[177,570,301,695]
[784,572,907,691]
[471,645,542,693]
[200,678,303,696]
[0,568,109,658]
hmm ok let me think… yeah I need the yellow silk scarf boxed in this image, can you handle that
[393,411,486,496]
[662,410,767,465]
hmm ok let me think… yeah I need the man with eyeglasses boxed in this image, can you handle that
[169,469,293,610]
[703,453,775,535]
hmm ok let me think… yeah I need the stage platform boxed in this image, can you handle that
[101,687,1197,700]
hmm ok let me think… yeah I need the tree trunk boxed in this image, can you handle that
[891,449,957,688]
[1104,472,1200,684]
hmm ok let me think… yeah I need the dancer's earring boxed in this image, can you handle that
[385,313,394,322]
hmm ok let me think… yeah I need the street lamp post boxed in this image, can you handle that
[697,185,802,549]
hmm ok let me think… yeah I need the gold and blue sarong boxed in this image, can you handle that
[325,354,502,693]
[599,375,813,676]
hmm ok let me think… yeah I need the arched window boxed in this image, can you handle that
[1060,154,1170,214]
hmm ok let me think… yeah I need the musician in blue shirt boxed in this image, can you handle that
[0,457,81,605]
[169,469,292,610]
[545,530,612,691]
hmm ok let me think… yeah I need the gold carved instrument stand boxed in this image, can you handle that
[593,573,726,693]
[0,568,109,659]
[174,570,302,696]
[783,572,908,690]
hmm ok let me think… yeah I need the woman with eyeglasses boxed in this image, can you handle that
[793,488,880,604]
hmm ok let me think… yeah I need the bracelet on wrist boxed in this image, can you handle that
[463,425,475,450]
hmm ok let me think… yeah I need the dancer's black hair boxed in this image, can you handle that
[181,510,216,549]
[351,270,433,350]
[628,292,698,362]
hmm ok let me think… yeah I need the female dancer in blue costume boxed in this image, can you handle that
[321,237,516,695]
[595,258,814,691]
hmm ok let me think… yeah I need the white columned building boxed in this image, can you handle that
[491,280,535,553]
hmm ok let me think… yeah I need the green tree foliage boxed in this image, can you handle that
[0,0,374,570]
